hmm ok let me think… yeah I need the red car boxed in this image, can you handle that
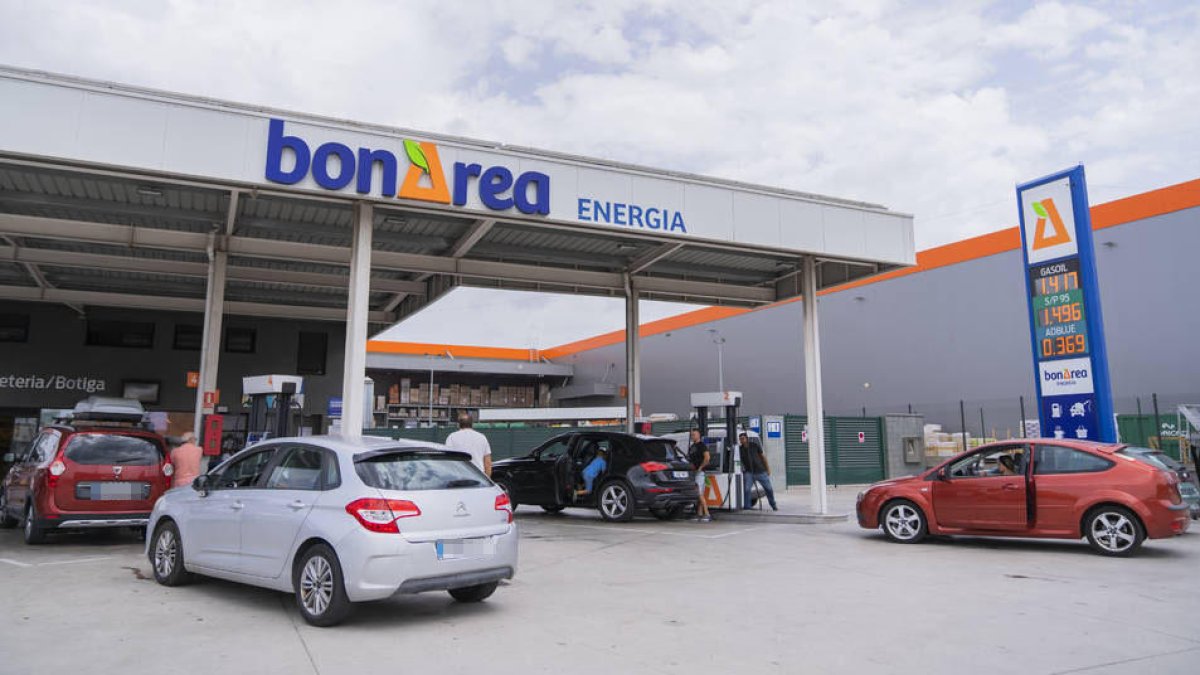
[0,398,173,544]
[857,439,1190,556]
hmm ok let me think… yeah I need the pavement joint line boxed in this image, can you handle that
[531,521,769,540]
[36,555,114,567]
[0,557,32,567]
[1048,645,1200,674]
[280,593,321,675]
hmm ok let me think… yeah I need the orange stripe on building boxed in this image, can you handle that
[541,306,748,359]
[366,340,537,361]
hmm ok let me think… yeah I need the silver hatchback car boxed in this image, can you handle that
[145,435,518,626]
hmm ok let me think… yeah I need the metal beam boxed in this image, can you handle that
[341,203,374,440]
[626,242,683,274]
[0,214,777,304]
[0,285,395,323]
[802,256,828,514]
[447,218,495,258]
[0,235,84,315]
[0,245,427,295]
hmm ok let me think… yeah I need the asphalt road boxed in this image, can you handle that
[1,500,1197,675]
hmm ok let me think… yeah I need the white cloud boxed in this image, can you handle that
[1,0,1197,346]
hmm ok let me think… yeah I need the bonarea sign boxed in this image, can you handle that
[1016,166,1115,442]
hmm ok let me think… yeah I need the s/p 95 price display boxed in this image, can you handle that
[1030,259,1090,358]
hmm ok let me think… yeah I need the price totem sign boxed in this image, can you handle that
[1016,166,1115,442]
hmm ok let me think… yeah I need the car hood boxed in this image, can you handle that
[865,474,923,490]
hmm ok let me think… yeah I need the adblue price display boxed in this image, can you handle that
[1030,259,1090,358]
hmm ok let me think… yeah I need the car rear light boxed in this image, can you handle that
[162,462,174,477]
[495,493,513,523]
[646,487,673,494]
[344,498,421,533]
[640,462,669,473]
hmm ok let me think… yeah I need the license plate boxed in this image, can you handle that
[96,482,137,500]
[436,537,496,560]
[673,471,690,479]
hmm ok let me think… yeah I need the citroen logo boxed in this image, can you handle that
[113,466,122,477]
[454,501,469,517]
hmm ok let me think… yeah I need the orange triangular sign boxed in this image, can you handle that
[703,475,722,507]
[1032,198,1072,250]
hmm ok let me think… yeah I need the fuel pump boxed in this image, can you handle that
[242,375,305,446]
[690,391,744,510]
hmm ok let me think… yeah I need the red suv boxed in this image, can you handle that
[0,398,173,544]
[856,439,1190,556]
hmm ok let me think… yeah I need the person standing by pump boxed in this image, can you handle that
[739,433,777,511]
[171,431,203,489]
[446,412,492,477]
[688,429,712,522]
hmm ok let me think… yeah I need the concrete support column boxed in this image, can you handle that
[193,234,227,439]
[624,273,640,433]
[340,202,373,441]
[802,256,829,514]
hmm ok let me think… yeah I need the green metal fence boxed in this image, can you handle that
[1115,414,1183,460]
[364,425,625,460]
[783,415,885,486]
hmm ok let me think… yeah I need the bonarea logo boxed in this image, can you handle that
[264,119,550,216]
[1043,365,1089,383]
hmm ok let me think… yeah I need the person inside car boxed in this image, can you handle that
[575,446,608,497]
[997,454,1018,476]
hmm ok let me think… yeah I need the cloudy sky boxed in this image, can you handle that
[2,0,1196,347]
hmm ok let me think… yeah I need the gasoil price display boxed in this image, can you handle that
[1029,257,1090,359]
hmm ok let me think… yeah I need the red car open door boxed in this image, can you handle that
[932,444,1030,531]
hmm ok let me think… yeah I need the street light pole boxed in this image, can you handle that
[425,354,435,427]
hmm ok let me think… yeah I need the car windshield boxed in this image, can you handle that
[354,451,491,491]
[1119,447,1177,471]
[643,440,685,462]
[64,433,162,465]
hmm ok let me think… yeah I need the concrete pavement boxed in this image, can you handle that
[0,502,1197,674]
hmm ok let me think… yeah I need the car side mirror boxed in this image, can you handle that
[192,475,212,495]
[936,468,951,482]
[2,453,13,463]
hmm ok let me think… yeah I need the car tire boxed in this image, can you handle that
[448,581,499,603]
[1084,505,1144,557]
[598,480,635,522]
[880,499,928,544]
[150,521,193,586]
[22,503,46,545]
[0,492,17,528]
[294,543,352,627]
[540,505,565,514]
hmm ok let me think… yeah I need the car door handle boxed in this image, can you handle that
[230,501,244,510]
[287,500,306,511]
[1001,483,1021,491]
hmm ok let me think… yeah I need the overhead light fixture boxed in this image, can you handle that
[383,215,407,225]
[136,186,164,197]
[616,243,639,252]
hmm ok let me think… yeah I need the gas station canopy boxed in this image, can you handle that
[0,66,913,324]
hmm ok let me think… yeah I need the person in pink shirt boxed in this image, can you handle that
[171,431,203,489]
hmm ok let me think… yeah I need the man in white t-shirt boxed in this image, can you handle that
[445,412,492,476]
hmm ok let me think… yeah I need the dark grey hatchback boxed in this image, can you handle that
[491,432,697,522]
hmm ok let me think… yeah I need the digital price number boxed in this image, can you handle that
[1030,259,1090,359]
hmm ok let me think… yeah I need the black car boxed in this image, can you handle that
[492,432,698,522]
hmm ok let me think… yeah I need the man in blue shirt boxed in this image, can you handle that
[576,446,608,497]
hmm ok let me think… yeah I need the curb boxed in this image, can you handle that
[713,511,851,524]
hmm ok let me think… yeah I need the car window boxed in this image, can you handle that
[642,440,684,462]
[213,448,276,489]
[1117,447,1177,471]
[265,446,325,490]
[948,445,1026,478]
[30,431,62,465]
[355,451,489,491]
[535,437,571,461]
[64,433,161,466]
[1035,445,1114,475]
[575,437,615,464]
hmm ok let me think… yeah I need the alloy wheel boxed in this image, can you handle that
[600,484,629,519]
[154,528,177,578]
[1090,511,1137,554]
[885,504,922,541]
[300,555,334,617]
